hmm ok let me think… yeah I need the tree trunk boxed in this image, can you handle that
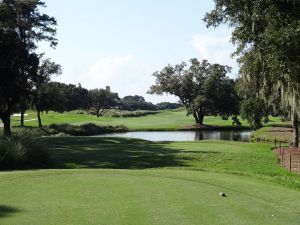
[0,112,12,137]
[292,113,299,147]
[37,110,43,128]
[193,111,204,125]
[20,110,25,127]
[198,113,204,125]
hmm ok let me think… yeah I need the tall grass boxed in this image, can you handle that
[0,132,51,170]
[49,123,128,136]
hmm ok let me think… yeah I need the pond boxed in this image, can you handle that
[96,130,251,142]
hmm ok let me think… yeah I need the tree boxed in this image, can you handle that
[89,88,120,117]
[34,82,67,127]
[156,102,182,110]
[204,0,300,146]
[121,95,157,111]
[240,97,264,130]
[64,84,90,111]
[149,59,240,125]
[32,59,62,127]
[0,0,57,136]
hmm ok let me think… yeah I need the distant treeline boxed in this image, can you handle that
[19,81,182,127]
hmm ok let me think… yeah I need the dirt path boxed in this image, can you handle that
[274,147,300,174]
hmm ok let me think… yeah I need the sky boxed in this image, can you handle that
[39,0,238,103]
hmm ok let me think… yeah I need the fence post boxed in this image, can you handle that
[279,141,281,151]
[289,154,292,172]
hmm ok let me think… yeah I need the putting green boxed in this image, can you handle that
[0,169,299,225]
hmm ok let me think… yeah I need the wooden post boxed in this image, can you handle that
[279,148,281,163]
[279,141,281,151]
[289,154,292,172]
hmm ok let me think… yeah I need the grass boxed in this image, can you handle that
[1,169,300,225]
[10,109,250,130]
[250,118,298,143]
[251,126,293,143]
[49,123,128,136]
[1,111,299,224]
[10,109,291,132]
[40,137,300,187]
[1,137,300,224]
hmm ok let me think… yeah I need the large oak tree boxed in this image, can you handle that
[149,59,240,125]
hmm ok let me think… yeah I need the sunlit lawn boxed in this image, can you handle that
[11,109,251,130]
[1,138,300,225]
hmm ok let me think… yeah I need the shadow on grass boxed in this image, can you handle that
[0,205,21,218]
[42,137,208,169]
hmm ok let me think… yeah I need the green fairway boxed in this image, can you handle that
[11,109,234,130]
[1,169,300,225]
[1,137,300,225]
[11,109,250,130]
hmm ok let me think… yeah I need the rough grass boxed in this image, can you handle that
[250,118,298,143]
[48,123,128,136]
[0,134,51,170]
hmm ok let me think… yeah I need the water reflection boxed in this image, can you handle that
[96,130,250,142]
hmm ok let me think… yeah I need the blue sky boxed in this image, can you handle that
[39,0,237,103]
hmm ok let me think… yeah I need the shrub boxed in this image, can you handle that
[49,123,128,136]
[110,110,158,118]
[240,97,264,130]
[64,162,78,169]
[0,127,59,138]
[0,135,52,170]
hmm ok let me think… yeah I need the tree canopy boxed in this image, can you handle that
[89,88,120,117]
[205,0,300,146]
[149,58,240,124]
[121,95,157,111]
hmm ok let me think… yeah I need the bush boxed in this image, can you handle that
[13,127,58,137]
[49,123,128,136]
[0,135,52,170]
[156,102,182,110]
[240,97,264,130]
[64,162,78,169]
[110,110,158,118]
[0,127,59,138]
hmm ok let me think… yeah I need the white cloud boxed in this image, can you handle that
[78,55,178,103]
[191,31,239,77]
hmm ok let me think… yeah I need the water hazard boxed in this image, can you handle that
[96,130,251,142]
